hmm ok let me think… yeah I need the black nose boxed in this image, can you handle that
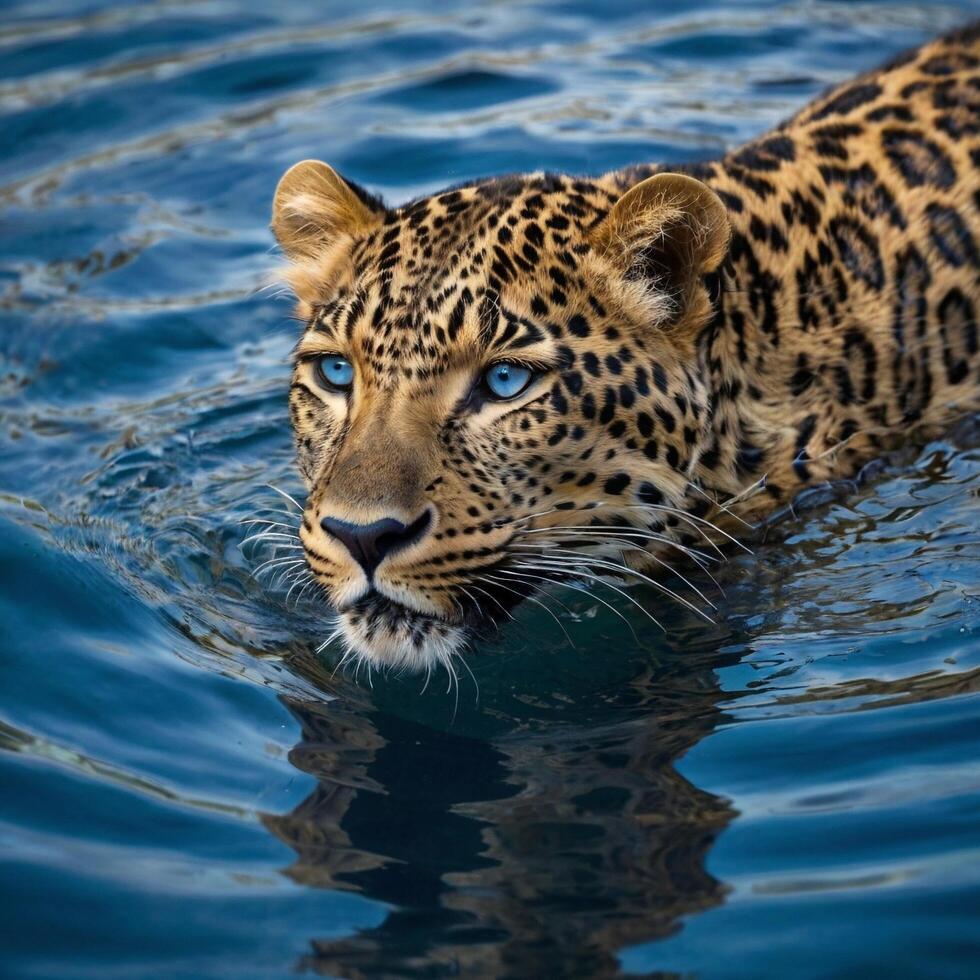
[320,510,432,579]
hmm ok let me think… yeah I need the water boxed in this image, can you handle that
[2,1,979,976]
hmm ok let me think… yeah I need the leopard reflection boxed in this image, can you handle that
[263,659,734,979]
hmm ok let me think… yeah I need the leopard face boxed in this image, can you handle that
[273,162,730,671]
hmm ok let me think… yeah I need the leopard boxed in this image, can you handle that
[268,22,980,675]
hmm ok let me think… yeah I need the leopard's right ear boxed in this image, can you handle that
[271,160,384,261]
[590,172,729,332]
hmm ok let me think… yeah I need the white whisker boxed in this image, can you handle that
[503,563,665,632]
[511,548,713,622]
[515,541,717,612]
[480,573,577,648]
[480,568,639,642]
[265,484,305,513]
[687,480,758,528]
[518,525,717,566]
[454,650,480,707]
[241,531,301,547]
[468,583,518,623]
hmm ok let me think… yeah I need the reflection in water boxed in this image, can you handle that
[265,659,735,978]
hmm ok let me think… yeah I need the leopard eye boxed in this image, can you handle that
[315,355,354,392]
[483,362,534,400]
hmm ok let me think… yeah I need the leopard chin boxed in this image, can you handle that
[331,593,470,676]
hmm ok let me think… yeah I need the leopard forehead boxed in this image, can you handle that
[293,173,670,384]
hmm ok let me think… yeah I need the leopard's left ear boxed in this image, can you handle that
[591,172,730,323]
[272,159,384,261]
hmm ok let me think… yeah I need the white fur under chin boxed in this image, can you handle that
[332,609,469,676]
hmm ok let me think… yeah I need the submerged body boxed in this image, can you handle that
[270,24,980,672]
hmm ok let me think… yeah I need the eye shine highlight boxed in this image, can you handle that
[483,362,534,400]
[315,355,354,392]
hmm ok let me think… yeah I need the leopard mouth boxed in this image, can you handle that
[344,590,446,633]
[332,590,472,673]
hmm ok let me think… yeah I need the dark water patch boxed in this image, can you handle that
[372,68,560,112]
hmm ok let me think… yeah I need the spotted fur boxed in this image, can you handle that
[271,24,980,671]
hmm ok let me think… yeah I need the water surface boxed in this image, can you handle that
[2,1,979,977]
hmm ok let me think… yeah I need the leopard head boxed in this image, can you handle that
[271,160,730,673]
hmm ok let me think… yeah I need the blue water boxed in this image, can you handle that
[2,1,979,977]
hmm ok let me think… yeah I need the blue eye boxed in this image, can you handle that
[483,362,534,400]
[316,355,354,391]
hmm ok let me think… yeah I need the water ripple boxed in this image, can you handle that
[1,2,979,978]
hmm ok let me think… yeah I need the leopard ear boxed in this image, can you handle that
[272,160,384,260]
[591,172,730,322]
